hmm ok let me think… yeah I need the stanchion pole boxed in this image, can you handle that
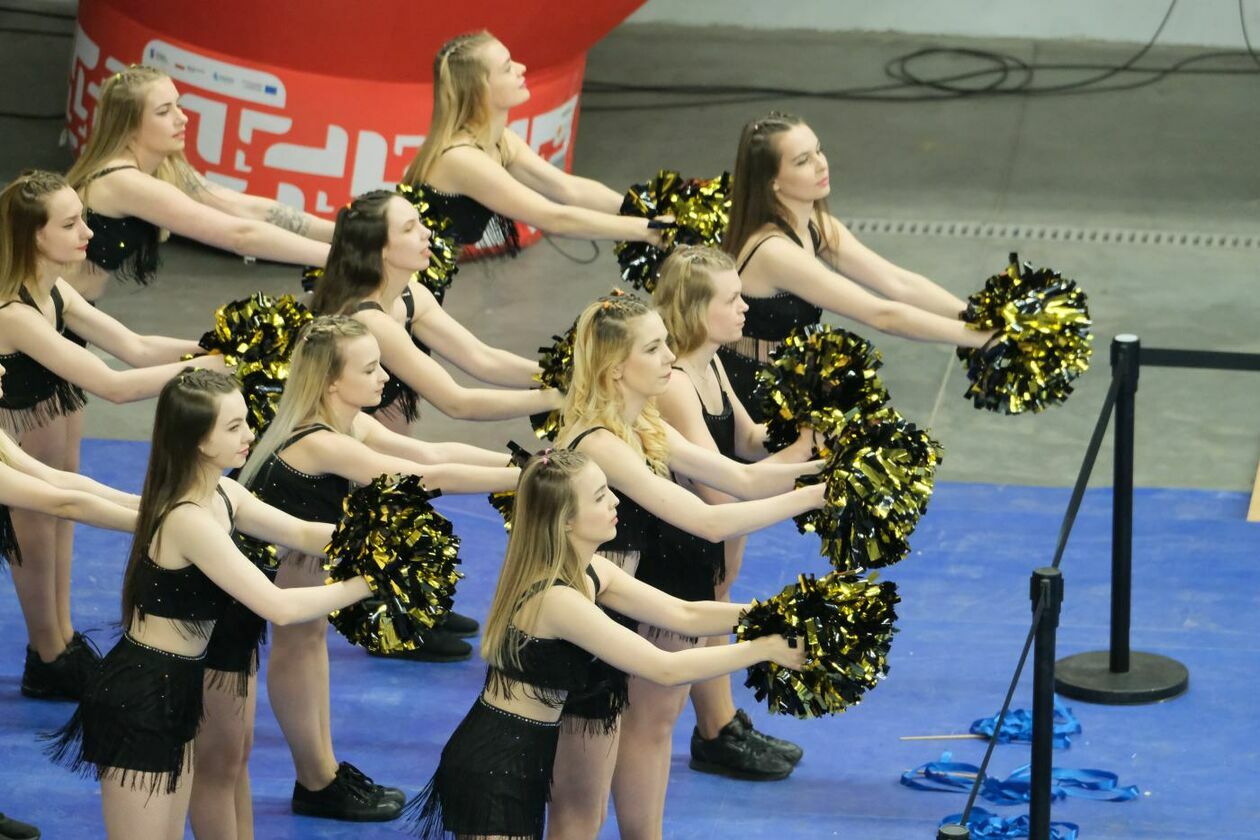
[1110,336,1138,672]
[1029,568,1064,840]
[937,825,971,839]
[1056,334,1189,704]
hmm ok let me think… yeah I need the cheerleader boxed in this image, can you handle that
[309,190,559,434]
[0,171,224,700]
[63,65,331,306]
[46,369,373,840]
[654,246,816,781]
[717,111,994,419]
[194,316,516,828]
[549,294,823,840]
[400,32,661,277]
[407,448,805,840]
[0,361,138,558]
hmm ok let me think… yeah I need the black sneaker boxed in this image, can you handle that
[0,812,40,840]
[291,769,402,821]
[736,708,804,765]
[20,644,79,701]
[439,611,479,638]
[367,631,471,663]
[689,714,794,781]
[338,761,405,806]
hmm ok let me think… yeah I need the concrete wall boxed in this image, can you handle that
[628,0,1260,48]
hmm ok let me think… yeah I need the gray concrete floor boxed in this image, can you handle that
[2,17,1258,490]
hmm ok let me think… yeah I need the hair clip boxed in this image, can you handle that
[539,447,553,466]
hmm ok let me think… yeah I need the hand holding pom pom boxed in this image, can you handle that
[324,474,462,655]
[614,170,731,292]
[198,293,313,434]
[531,322,577,441]
[755,324,890,451]
[736,572,900,718]
[486,442,533,531]
[957,253,1093,414]
[797,408,942,572]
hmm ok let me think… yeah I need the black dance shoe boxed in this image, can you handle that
[338,761,405,806]
[366,630,471,663]
[0,812,39,840]
[689,714,794,781]
[735,708,804,765]
[291,768,402,821]
[438,611,480,638]
[19,645,80,701]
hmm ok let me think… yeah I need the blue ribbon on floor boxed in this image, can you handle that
[970,701,1082,748]
[901,753,1140,804]
[940,807,1080,840]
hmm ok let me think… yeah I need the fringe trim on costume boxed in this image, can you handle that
[0,382,88,434]
[203,654,257,699]
[110,229,162,286]
[560,668,629,737]
[402,767,549,840]
[1,504,20,568]
[44,707,195,797]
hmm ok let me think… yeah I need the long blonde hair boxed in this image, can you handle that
[0,170,67,300]
[562,294,669,474]
[402,31,499,186]
[237,316,368,487]
[481,449,591,670]
[66,65,198,197]
[653,245,737,357]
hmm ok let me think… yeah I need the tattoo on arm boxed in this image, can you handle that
[180,167,207,196]
[266,202,312,236]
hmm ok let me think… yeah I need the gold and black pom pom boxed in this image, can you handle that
[614,170,732,292]
[957,253,1092,414]
[395,183,460,304]
[737,572,899,719]
[198,293,313,435]
[797,408,942,572]
[755,324,890,451]
[325,474,462,655]
[485,442,533,532]
[531,322,575,442]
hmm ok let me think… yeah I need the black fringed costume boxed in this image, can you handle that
[405,565,607,840]
[83,166,161,286]
[0,285,88,433]
[46,486,235,794]
[718,220,824,422]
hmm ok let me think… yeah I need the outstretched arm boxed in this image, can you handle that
[60,282,202,365]
[503,130,623,213]
[0,461,136,532]
[99,166,330,266]
[363,309,561,421]
[170,506,369,626]
[220,478,333,556]
[431,145,657,242]
[757,237,991,348]
[538,583,801,687]
[354,412,516,468]
[817,215,967,319]
[302,427,519,494]
[407,281,540,387]
[0,435,138,508]
[574,428,822,543]
[185,171,336,243]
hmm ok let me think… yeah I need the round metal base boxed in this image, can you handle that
[937,825,971,840]
[1055,650,1189,705]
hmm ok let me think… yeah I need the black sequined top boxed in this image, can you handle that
[130,485,235,638]
[355,289,420,423]
[739,220,824,343]
[416,143,520,254]
[485,565,606,710]
[0,285,88,432]
[248,424,349,524]
[82,166,161,285]
[675,360,735,456]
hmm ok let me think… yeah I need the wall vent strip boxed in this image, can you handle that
[841,218,1260,250]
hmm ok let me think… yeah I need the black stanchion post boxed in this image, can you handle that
[1056,334,1190,704]
[936,825,971,839]
[1029,568,1063,840]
